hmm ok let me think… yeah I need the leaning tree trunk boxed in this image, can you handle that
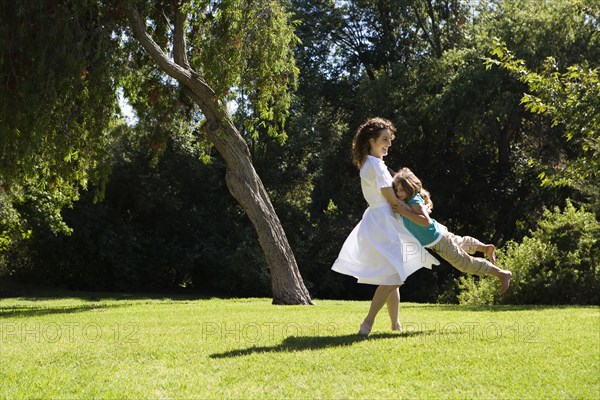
[128,7,313,305]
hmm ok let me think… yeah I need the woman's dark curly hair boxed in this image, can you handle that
[351,117,397,169]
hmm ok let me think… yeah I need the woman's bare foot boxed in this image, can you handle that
[498,270,512,295]
[391,322,403,332]
[484,244,496,265]
[358,321,373,335]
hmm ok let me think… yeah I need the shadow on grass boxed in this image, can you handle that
[0,303,132,318]
[0,284,216,303]
[210,330,436,359]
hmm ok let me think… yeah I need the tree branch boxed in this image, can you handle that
[425,0,442,57]
[412,3,441,58]
[412,5,432,49]
[127,6,192,84]
[127,5,222,114]
[173,2,190,69]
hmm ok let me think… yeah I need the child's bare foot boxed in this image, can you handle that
[358,321,373,335]
[484,244,496,265]
[498,270,512,295]
[391,322,403,332]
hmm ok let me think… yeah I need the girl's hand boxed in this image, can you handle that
[391,200,406,214]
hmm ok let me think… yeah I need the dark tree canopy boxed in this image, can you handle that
[1,0,598,305]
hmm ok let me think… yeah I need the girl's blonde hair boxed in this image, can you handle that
[351,117,397,169]
[392,167,434,212]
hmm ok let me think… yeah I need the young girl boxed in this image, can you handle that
[392,167,512,294]
[332,118,439,335]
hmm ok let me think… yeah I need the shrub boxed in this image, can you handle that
[458,200,599,305]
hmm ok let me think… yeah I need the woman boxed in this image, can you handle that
[332,117,439,335]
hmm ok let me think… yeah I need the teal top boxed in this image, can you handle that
[401,194,442,247]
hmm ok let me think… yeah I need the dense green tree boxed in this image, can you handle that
[0,0,121,269]
[399,0,599,240]
[287,0,597,301]
[122,0,312,304]
[1,1,314,304]
[20,124,273,295]
[287,0,481,300]
[2,0,597,306]
[486,38,600,213]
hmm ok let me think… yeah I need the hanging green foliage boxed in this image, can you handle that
[0,0,123,240]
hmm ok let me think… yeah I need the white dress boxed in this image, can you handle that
[332,156,439,285]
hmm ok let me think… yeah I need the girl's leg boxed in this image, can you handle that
[359,285,399,335]
[386,287,402,331]
[448,232,497,265]
[432,235,512,294]
[483,244,496,265]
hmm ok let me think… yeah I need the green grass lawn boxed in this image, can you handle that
[0,292,598,399]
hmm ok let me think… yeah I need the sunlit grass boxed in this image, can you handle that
[0,292,598,399]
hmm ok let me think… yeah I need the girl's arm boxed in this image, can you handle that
[398,203,432,226]
[381,187,432,226]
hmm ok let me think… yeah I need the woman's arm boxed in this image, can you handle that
[381,187,400,206]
